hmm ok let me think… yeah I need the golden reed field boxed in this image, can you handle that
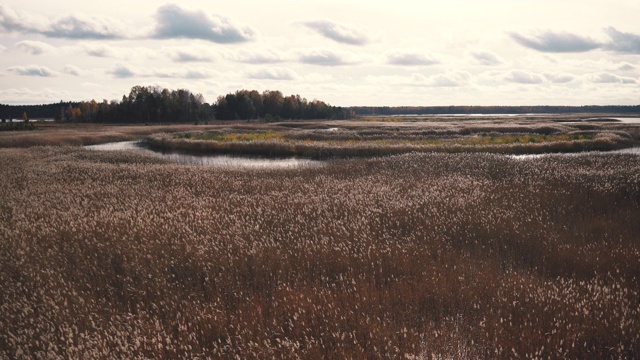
[1,120,639,358]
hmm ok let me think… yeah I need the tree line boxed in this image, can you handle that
[3,87,639,123]
[353,105,640,115]
[1,86,352,123]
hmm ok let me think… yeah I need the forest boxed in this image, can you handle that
[353,105,640,115]
[0,86,352,123]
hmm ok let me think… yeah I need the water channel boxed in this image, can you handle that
[85,141,323,169]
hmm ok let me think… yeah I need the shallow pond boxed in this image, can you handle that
[85,141,323,169]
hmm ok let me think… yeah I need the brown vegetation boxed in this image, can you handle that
[147,118,639,158]
[1,134,639,358]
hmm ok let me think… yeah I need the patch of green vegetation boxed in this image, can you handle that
[453,133,595,146]
[176,131,285,142]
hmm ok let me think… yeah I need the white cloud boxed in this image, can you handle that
[62,65,83,77]
[108,63,219,79]
[7,64,56,77]
[299,49,362,66]
[15,40,55,55]
[227,48,287,64]
[588,72,636,84]
[544,73,575,84]
[504,70,544,84]
[152,4,256,43]
[616,62,635,72]
[0,3,125,39]
[510,31,601,53]
[300,20,371,45]
[248,67,298,80]
[386,51,440,66]
[367,71,471,87]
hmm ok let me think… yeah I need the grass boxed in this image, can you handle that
[0,118,639,358]
[146,124,633,159]
[0,122,36,131]
[1,135,639,358]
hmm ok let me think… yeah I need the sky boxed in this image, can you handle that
[1,0,639,106]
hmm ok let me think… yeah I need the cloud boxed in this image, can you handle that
[62,65,83,76]
[386,51,439,66]
[109,64,136,78]
[301,20,371,45]
[248,67,298,80]
[368,72,470,88]
[152,4,256,43]
[604,27,640,54]
[227,48,286,64]
[108,63,218,79]
[544,73,575,83]
[299,49,361,66]
[0,3,125,39]
[154,68,217,79]
[617,62,636,71]
[7,64,56,77]
[427,72,471,87]
[81,43,121,58]
[172,50,214,63]
[504,70,544,84]
[588,72,636,84]
[15,40,55,55]
[510,31,601,53]
[470,51,503,66]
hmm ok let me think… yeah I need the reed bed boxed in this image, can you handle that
[148,127,635,159]
[1,145,638,358]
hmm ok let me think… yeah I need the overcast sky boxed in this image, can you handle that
[1,0,639,106]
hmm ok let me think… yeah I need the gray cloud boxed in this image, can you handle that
[617,62,636,71]
[7,65,56,77]
[510,31,601,53]
[81,44,121,58]
[108,63,218,79]
[15,40,55,55]
[589,72,636,84]
[153,4,256,43]
[299,49,359,66]
[152,68,215,79]
[109,64,135,78]
[387,51,439,66]
[504,70,544,84]
[604,27,640,54]
[0,4,124,39]
[471,51,503,66]
[248,67,298,80]
[301,20,371,45]
[544,73,575,83]
[173,51,214,63]
[0,44,6,52]
[43,15,124,39]
[62,65,82,76]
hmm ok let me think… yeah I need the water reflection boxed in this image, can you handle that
[509,147,640,160]
[85,141,322,169]
[87,141,640,165]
